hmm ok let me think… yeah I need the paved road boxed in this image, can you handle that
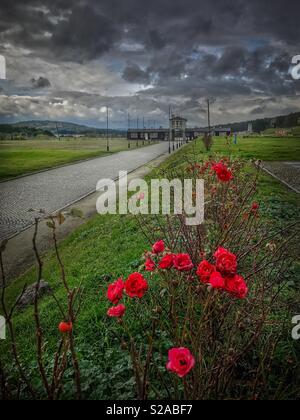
[262,161,300,193]
[0,142,170,240]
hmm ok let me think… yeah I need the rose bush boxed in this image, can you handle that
[1,155,298,401]
[105,157,298,400]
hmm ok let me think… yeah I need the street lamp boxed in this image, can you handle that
[106,106,110,152]
[168,106,171,154]
[128,113,131,149]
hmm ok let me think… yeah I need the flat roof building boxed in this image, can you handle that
[127,115,231,142]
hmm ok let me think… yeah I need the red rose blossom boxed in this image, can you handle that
[225,275,248,299]
[152,240,165,254]
[58,322,73,333]
[196,260,216,283]
[166,347,195,378]
[125,272,148,298]
[251,202,260,215]
[107,304,126,318]
[145,258,156,272]
[214,247,237,275]
[209,272,225,289]
[213,162,233,182]
[173,254,194,272]
[159,254,174,270]
[107,278,124,305]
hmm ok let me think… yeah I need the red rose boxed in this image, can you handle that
[196,260,216,283]
[125,272,148,298]
[214,247,237,275]
[107,304,126,318]
[58,322,73,333]
[173,254,194,272]
[145,258,156,272]
[251,202,259,214]
[209,272,225,289]
[159,254,174,270]
[152,240,165,254]
[166,347,195,378]
[107,278,124,305]
[225,275,248,299]
[213,162,233,182]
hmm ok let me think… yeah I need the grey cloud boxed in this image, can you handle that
[0,0,299,125]
[31,77,51,89]
[122,63,150,84]
[50,4,121,61]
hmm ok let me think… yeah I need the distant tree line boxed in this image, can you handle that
[214,111,300,133]
[0,125,54,140]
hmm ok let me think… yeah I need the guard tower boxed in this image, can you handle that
[169,115,187,144]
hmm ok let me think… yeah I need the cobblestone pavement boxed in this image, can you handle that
[262,161,300,193]
[0,142,170,240]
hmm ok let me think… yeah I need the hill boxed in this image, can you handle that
[0,124,54,139]
[12,121,126,137]
[213,111,300,133]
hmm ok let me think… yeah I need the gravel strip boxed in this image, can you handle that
[261,161,300,193]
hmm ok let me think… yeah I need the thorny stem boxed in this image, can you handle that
[33,218,52,399]
[0,247,36,399]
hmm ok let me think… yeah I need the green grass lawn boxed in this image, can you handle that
[1,138,299,399]
[262,127,300,136]
[0,137,155,180]
[0,136,299,181]
[199,135,300,161]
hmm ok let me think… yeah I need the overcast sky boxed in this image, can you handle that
[0,0,299,128]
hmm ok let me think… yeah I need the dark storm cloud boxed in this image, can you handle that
[1,0,300,58]
[31,77,51,89]
[123,63,150,84]
[0,0,299,125]
[50,4,122,61]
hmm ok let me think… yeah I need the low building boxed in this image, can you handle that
[127,116,231,141]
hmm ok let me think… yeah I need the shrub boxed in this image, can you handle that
[105,157,298,399]
[201,133,213,151]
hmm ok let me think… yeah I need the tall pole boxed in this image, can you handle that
[168,106,171,154]
[142,117,145,145]
[106,106,110,152]
[136,117,139,148]
[128,113,131,149]
[207,99,211,135]
[56,122,61,141]
[171,108,175,151]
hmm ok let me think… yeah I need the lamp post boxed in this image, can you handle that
[168,106,171,154]
[136,117,139,148]
[106,106,110,152]
[128,113,131,149]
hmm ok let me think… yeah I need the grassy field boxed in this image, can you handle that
[0,135,299,181]
[204,135,300,161]
[1,136,299,399]
[0,137,156,180]
[262,127,300,136]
